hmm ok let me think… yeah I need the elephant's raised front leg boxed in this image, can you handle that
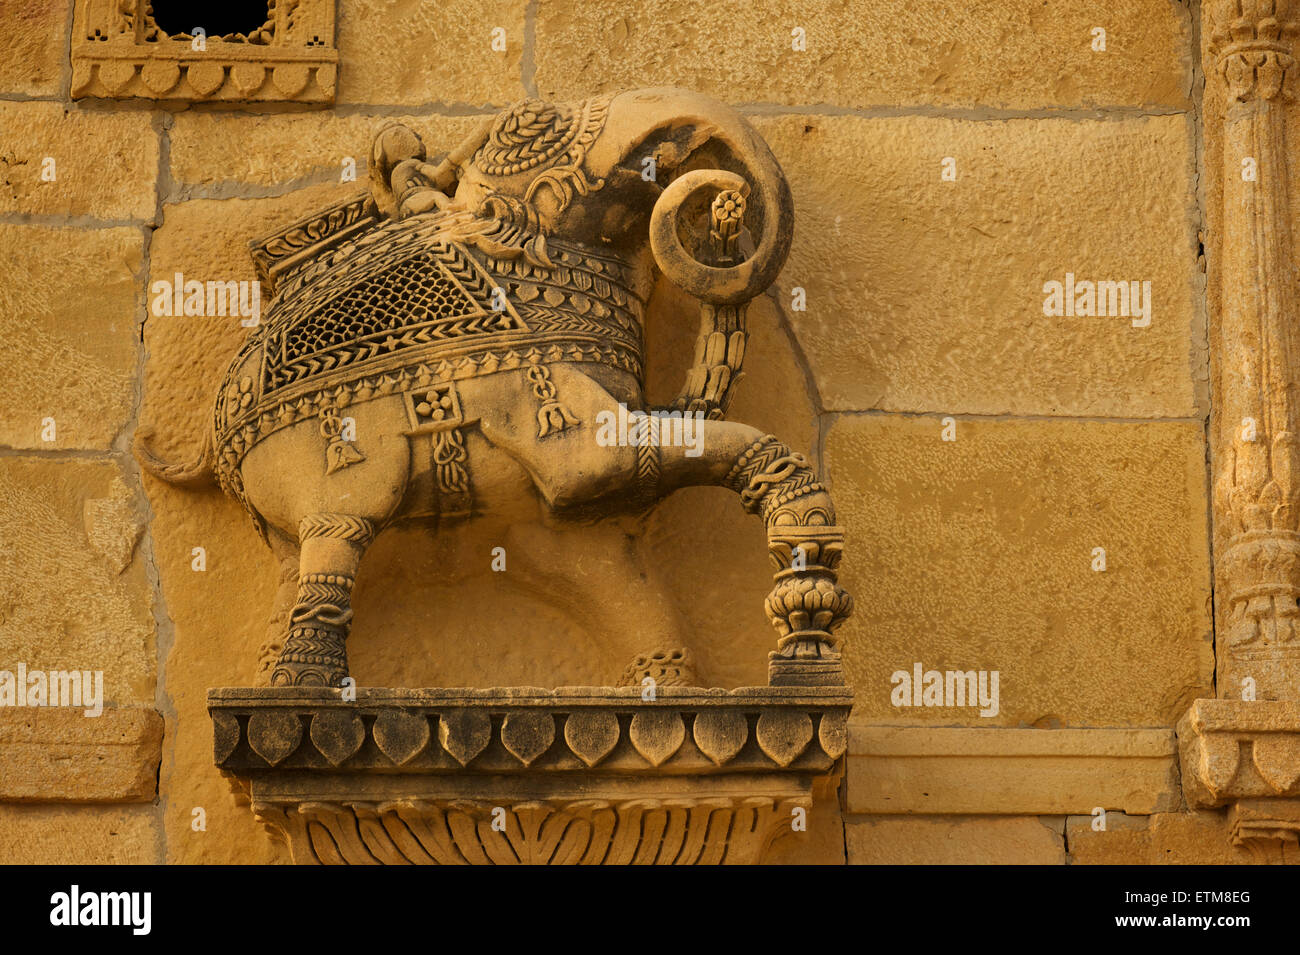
[271,512,376,688]
[721,433,852,685]
[473,364,851,686]
[646,420,854,686]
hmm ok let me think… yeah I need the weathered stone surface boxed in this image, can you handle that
[146,468,283,863]
[846,726,1180,815]
[827,415,1213,725]
[755,113,1204,417]
[143,187,346,864]
[536,0,1191,110]
[1067,810,1255,865]
[169,113,493,191]
[0,0,68,97]
[336,0,525,106]
[0,457,155,704]
[0,224,142,451]
[0,103,157,220]
[0,0,1240,868]
[846,814,1066,864]
[0,805,157,863]
[764,787,846,864]
[0,706,162,801]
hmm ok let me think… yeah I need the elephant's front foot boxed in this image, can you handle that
[272,625,350,688]
[725,436,853,686]
[271,572,356,687]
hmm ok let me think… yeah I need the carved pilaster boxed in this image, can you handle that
[1182,1,1300,858]
[1207,0,1300,699]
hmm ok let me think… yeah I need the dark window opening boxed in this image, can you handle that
[151,1,271,40]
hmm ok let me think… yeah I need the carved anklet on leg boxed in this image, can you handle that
[726,436,853,686]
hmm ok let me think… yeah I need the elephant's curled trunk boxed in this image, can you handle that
[620,90,794,306]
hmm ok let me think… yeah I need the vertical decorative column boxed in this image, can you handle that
[1180,1,1300,862]
[1208,0,1300,701]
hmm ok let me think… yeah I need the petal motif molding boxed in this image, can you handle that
[71,0,337,103]
[211,686,851,865]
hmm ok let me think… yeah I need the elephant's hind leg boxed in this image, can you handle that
[271,513,376,688]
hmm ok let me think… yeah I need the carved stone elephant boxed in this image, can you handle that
[137,87,852,689]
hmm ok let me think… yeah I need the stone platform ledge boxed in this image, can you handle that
[846,725,1179,815]
[209,686,852,864]
[1178,699,1300,808]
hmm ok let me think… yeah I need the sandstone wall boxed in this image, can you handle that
[0,0,1224,864]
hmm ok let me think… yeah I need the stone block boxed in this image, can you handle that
[0,805,157,863]
[0,0,68,97]
[846,725,1180,815]
[0,224,142,451]
[0,102,157,220]
[336,0,525,106]
[753,113,1204,417]
[1066,810,1254,864]
[535,0,1191,110]
[0,457,155,705]
[846,814,1066,864]
[0,706,162,802]
[826,415,1214,726]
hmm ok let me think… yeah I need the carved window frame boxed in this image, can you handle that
[71,0,337,103]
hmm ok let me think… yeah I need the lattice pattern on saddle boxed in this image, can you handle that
[265,246,527,391]
[284,253,475,358]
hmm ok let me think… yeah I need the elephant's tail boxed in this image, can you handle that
[134,426,215,488]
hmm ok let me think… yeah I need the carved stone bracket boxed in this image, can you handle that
[211,686,851,864]
[1178,700,1300,863]
[1178,699,1300,805]
[71,0,338,103]
[1229,799,1300,864]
